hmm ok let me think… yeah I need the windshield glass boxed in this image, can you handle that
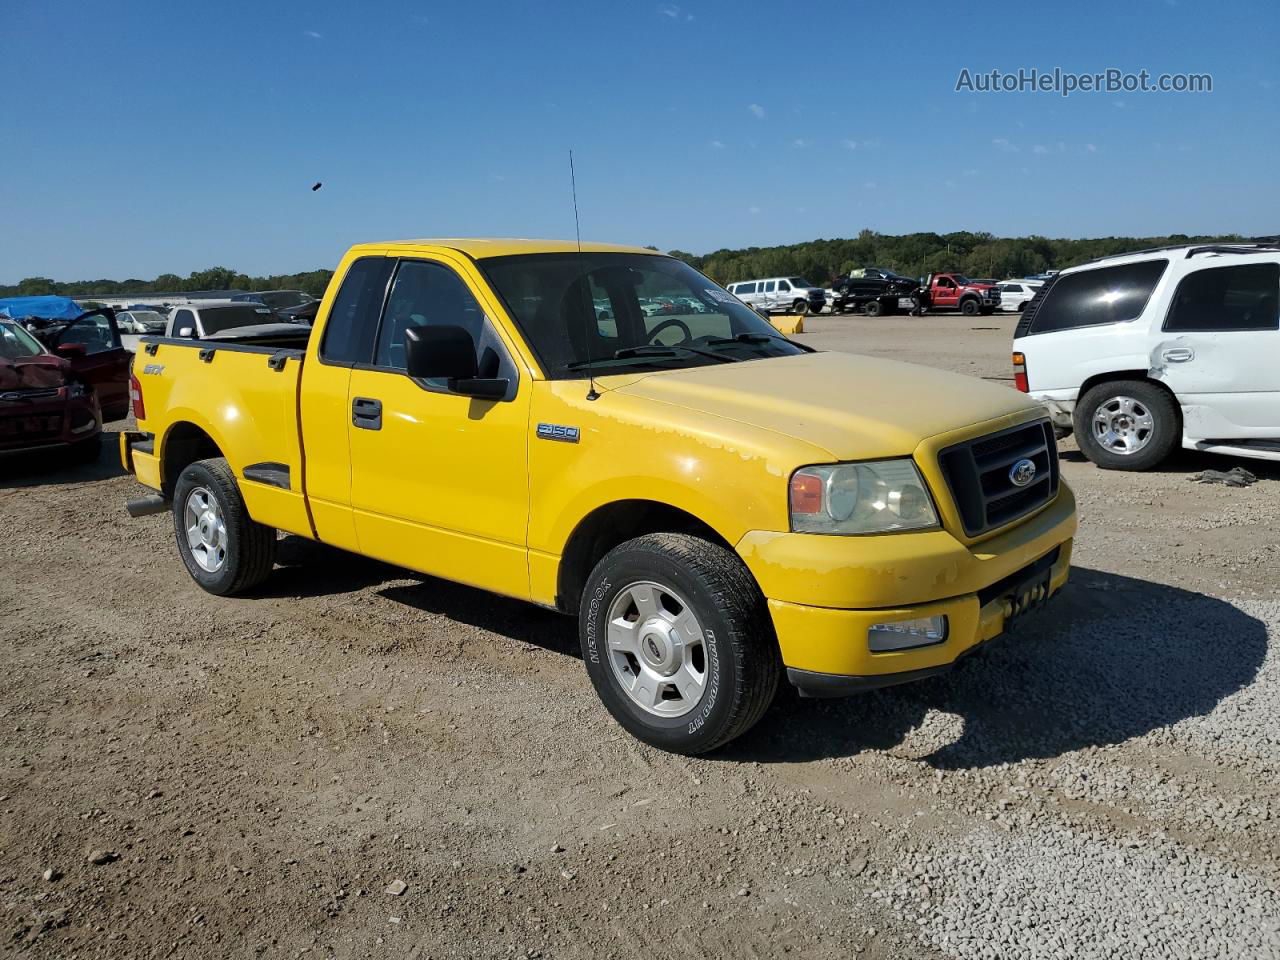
[788,277,812,288]
[0,322,46,359]
[480,253,807,378]
[951,275,971,285]
[201,305,276,334]
[131,310,166,328]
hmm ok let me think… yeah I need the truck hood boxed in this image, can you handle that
[0,355,68,392]
[611,351,1036,460]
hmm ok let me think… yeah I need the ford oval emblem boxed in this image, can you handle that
[1009,458,1037,487]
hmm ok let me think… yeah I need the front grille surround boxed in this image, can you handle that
[937,419,1059,537]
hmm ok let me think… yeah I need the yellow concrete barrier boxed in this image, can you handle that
[769,314,805,335]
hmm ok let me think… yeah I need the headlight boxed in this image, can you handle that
[789,459,938,534]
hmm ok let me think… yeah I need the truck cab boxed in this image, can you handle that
[925,274,1000,315]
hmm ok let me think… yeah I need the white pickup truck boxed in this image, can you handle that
[1012,243,1280,470]
[164,301,304,342]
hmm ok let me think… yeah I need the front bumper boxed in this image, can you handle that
[737,485,1076,688]
[0,392,100,454]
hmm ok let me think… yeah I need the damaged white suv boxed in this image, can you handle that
[1012,243,1280,470]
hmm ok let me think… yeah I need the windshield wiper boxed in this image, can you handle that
[565,344,738,371]
[703,332,788,347]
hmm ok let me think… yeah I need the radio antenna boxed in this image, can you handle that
[569,149,599,401]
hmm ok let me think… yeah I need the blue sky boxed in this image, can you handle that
[2,0,1276,281]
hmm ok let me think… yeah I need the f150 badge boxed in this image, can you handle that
[536,423,580,443]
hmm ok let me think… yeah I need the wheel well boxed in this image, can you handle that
[1076,372,1181,426]
[556,501,732,615]
[161,422,224,497]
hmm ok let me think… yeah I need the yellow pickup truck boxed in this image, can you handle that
[122,239,1076,753]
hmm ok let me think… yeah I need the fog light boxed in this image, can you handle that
[868,615,947,652]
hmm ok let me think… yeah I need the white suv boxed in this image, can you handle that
[1012,243,1280,470]
[997,280,1042,313]
[726,277,827,315]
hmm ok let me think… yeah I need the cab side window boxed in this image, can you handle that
[320,257,395,364]
[375,260,486,370]
[172,310,196,338]
[57,313,121,353]
[1163,263,1280,333]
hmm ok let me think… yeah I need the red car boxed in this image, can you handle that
[0,311,130,463]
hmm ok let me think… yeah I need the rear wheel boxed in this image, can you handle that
[580,533,780,754]
[791,299,809,315]
[863,299,883,317]
[1074,380,1179,471]
[173,457,277,595]
[960,298,981,316]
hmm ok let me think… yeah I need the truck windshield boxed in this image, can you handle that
[951,275,971,285]
[788,277,812,287]
[480,253,806,378]
[200,305,276,334]
[0,321,45,359]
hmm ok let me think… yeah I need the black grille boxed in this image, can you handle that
[0,414,63,442]
[938,419,1059,536]
[1013,277,1058,338]
[0,387,61,403]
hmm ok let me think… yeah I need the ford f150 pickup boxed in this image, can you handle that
[121,239,1076,754]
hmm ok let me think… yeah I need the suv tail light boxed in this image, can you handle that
[1012,352,1028,392]
[129,370,145,419]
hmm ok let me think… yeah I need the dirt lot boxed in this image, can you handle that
[2,312,1277,959]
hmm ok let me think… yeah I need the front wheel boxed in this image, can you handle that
[863,299,883,317]
[791,299,809,315]
[1073,380,1180,471]
[960,298,981,316]
[173,457,278,595]
[580,533,781,754]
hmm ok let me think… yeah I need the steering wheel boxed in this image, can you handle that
[647,317,692,345]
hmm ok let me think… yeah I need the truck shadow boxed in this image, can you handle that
[721,567,1268,768]
[261,543,1267,769]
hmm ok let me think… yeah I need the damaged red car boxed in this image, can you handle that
[0,317,117,464]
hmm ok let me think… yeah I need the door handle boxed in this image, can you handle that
[352,396,382,430]
[1162,347,1195,363]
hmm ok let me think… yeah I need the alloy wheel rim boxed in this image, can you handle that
[1092,395,1155,455]
[606,581,708,718]
[184,486,228,573]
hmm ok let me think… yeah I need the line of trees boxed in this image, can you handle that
[2,266,334,299]
[2,230,1252,299]
[667,229,1249,286]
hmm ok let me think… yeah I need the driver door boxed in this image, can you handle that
[345,255,532,599]
[53,310,130,421]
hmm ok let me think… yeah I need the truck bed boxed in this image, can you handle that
[131,335,314,538]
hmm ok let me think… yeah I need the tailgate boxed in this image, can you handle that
[129,341,311,536]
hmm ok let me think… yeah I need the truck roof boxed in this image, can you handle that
[358,238,664,260]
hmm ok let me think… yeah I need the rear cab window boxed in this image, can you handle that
[1027,259,1168,334]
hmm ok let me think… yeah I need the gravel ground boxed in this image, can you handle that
[1,310,1277,959]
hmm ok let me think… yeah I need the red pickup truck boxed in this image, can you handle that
[916,273,1000,316]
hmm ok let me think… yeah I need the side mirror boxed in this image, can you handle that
[55,343,87,357]
[404,324,511,400]
[405,324,478,379]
